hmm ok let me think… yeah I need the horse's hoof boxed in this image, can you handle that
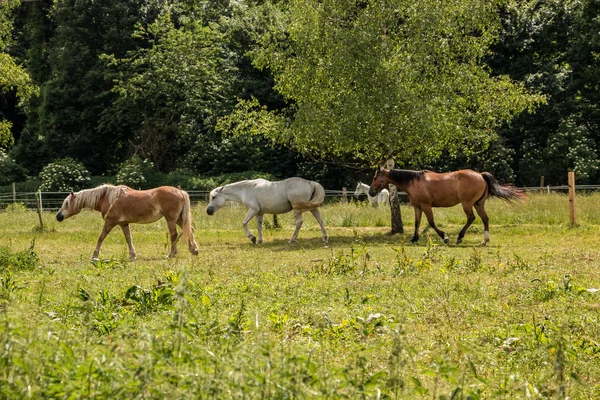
[91,257,99,262]
[191,249,199,256]
[250,236,256,244]
[443,237,449,244]
[410,237,418,243]
[257,239,263,244]
[480,241,487,247]
[456,238,462,245]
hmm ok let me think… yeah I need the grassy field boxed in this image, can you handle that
[1,192,599,398]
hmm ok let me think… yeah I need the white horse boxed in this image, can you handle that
[354,182,389,207]
[206,178,328,244]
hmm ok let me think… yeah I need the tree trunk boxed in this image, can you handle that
[387,158,403,234]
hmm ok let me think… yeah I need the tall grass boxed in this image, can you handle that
[0,193,599,398]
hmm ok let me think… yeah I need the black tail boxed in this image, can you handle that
[481,172,526,205]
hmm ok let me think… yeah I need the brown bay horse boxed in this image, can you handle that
[56,184,199,260]
[369,168,525,245]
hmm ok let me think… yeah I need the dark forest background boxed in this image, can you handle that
[1,0,599,190]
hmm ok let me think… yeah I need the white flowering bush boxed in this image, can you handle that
[115,156,154,188]
[39,158,91,192]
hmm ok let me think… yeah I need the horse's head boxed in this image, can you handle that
[353,182,363,197]
[368,167,388,197]
[206,187,226,215]
[56,191,81,222]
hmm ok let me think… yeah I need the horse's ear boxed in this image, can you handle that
[70,191,76,198]
[379,167,385,172]
[216,187,223,193]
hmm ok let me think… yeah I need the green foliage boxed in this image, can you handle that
[0,240,38,273]
[4,202,26,213]
[104,10,234,171]
[247,0,543,163]
[115,155,155,189]
[187,170,277,191]
[38,157,91,192]
[0,0,38,147]
[0,149,26,185]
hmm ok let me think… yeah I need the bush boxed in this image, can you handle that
[0,240,39,273]
[115,156,154,189]
[4,203,27,213]
[39,158,91,192]
[0,150,27,186]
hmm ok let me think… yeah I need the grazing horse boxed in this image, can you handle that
[206,178,328,244]
[354,182,389,207]
[56,184,199,260]
[369,168,525,245]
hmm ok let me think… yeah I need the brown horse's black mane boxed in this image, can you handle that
[388,169,424,186]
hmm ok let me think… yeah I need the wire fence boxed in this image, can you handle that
[1,185,599,212]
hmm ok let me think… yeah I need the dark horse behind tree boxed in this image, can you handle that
[369,168,526,245]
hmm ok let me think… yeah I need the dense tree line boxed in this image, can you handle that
[1,0,599,188]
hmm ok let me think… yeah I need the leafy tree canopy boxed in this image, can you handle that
[224,0,544,166]
[0,0,37,147]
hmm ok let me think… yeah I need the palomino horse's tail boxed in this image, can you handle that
[292,181,326,212]
[481,172,526,204]
[179,190,199,255]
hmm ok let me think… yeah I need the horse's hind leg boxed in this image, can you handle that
[457,203,476,245]
[92,222,116,261]
[167,220,179,258]
[243,208,260,244]
[474,202,490,246]
[422,205,448,244]
[310,208,328,243]
[121,224,137,260]
[289,211,304,244]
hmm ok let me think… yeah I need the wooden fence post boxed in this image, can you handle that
[539,176,544,191]
[568,171,576,226]
[12,182,16,203]
[35,190,44,231]
[341,187,347,203]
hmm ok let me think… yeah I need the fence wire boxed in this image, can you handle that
[0,185,597,211]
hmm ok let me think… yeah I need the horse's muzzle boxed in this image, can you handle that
[206,206,214,216]
[56,212,64,222]
[368,189,378,197]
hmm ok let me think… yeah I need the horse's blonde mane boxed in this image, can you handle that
[74,184,129,210]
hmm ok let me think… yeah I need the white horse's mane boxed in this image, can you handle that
[74,184,129,210]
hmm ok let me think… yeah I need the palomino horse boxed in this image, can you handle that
[206,178,328,244]
[354,182,389,207]
[56,184,199,260]
[369,168,525,245]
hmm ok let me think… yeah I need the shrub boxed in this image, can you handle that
[39,158,91,192]
[115,156,154,189]
[0,240,39,273]
[4,203,27,213]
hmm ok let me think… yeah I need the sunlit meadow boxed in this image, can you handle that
[1,193,599,398]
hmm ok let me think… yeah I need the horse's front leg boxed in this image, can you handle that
[120,224,137,260]
[92,222,116,261]
[422,205,449,244]
[256,214,264,244]
[242,208,260,244]
[289,211,304,244]
[411,206,422,243]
